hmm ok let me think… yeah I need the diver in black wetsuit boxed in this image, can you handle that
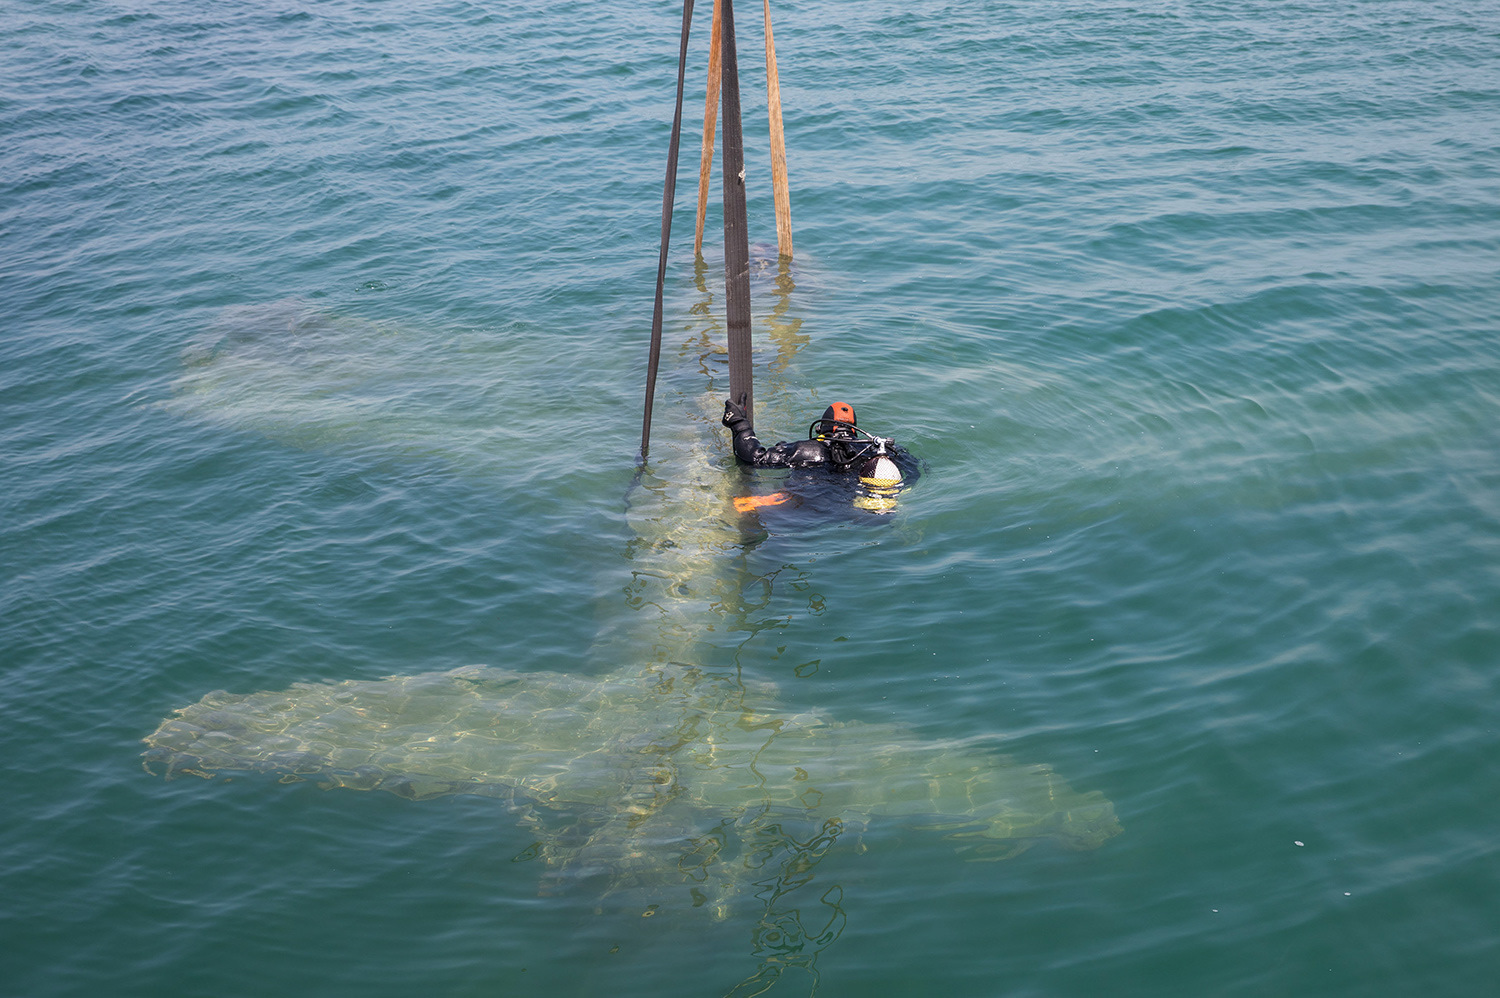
[722,399,867,470]
[723,398,911,514]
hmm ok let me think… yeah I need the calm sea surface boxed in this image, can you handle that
[4,1,1498,995]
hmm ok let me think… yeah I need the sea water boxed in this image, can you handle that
[3,1,1498,995]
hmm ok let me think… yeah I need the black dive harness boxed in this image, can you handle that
[807,419,900,472]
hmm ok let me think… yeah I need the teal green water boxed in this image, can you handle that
[4,1,1499,995]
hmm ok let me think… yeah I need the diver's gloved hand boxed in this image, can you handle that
[722,399,750,429]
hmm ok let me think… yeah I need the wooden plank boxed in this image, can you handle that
[763,0,792,259]
[693,0,723,257]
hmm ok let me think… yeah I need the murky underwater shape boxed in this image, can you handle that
[144,663,1119,890]
[150,295,1114,949]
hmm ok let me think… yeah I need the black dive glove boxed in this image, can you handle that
[722,399,750,429]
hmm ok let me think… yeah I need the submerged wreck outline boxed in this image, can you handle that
[148,297,1120,994]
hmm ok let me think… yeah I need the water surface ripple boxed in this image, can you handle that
[3,1,1498,996]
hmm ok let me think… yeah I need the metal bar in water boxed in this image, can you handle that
[640,0,696,461]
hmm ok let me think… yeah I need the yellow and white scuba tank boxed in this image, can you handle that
[855,438,903,513]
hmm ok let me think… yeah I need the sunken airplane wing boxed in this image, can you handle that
[144,662,1120,906]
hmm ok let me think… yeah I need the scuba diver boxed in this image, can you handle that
[722,399,910,517]
[722,399,869,471]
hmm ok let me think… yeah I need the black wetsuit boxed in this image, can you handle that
[722,402,861,471]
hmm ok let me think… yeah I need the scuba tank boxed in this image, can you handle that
[858,437,902,487]
[854,437,903,513]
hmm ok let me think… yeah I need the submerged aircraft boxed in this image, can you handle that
[148,298,1120,989]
